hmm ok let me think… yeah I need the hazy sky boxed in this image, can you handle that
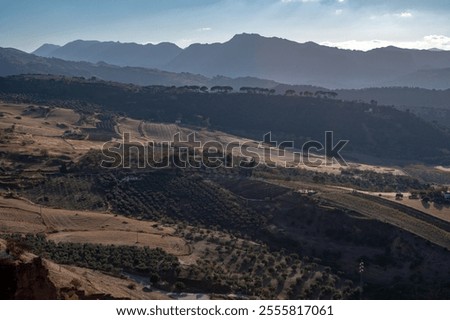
[1,0,450,52]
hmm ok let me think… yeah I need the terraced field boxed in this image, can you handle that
[143,122,189,141]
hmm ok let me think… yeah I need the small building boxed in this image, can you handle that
[444,192,450,200]
[296,189,317,196]
[409,192,419,200]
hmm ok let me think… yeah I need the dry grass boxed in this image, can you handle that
[0,195,189,256]
[0,103,95,159]
[362,191,450,223]
[48,230,189,255]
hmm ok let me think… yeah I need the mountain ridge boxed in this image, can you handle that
[0,46,282,89]
[33,39,182,69]
[32,33,450,89]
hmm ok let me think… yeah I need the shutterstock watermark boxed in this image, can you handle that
[100,131,348,169]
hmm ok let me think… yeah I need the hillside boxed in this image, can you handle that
[0,239,168,299]
[276,85,450,129]
[2,99,450,299]
[1,75,449,164]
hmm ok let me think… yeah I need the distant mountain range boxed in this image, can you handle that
[33,40,182,69]
[0,46,279,88]
[0,47,207,86]
[3,43,450,109]
[32,33,450,89]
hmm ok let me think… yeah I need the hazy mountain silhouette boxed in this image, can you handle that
[385,68,450,89]
[33,43,61,57]
[33,40,182,69]
[0,47,207,86]
[165,34,450,89]
[7,46,450,108]
[33,34,450,89]
[0,47,280,88]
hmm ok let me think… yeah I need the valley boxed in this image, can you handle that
[1,93,449,299]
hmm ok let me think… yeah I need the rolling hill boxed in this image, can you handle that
[1,75,449,164]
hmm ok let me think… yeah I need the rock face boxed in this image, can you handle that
[0,263,16,299]
[0,254,116,299]
[13,257,58,299]
[0,248,58,300]
[0,239,158,300]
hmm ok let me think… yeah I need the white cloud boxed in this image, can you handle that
[335,9,343,15]
[177,38,195,48]
[395,11,413,18]
[370,11,414,20]
[320,35,450,51]
[423,35,450,48]
[280,0,319,3]
[197,27,212,32]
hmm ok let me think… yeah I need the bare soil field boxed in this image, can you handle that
[48,230,189,255]
[0,103,100,159]
[0,195,189,256]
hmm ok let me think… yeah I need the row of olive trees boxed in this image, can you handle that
[285,89,338,98]
[239,87,276,95]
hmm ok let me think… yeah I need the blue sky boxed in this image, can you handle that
[1,0,449,52]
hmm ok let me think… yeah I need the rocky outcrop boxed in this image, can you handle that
[0,255,120,299]
[0,253,58,299]
[14,257,58,299]
[0,239,166,299]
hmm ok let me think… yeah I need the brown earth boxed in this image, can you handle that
[0,195,190,256]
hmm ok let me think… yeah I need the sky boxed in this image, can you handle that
[0,0,450,52]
